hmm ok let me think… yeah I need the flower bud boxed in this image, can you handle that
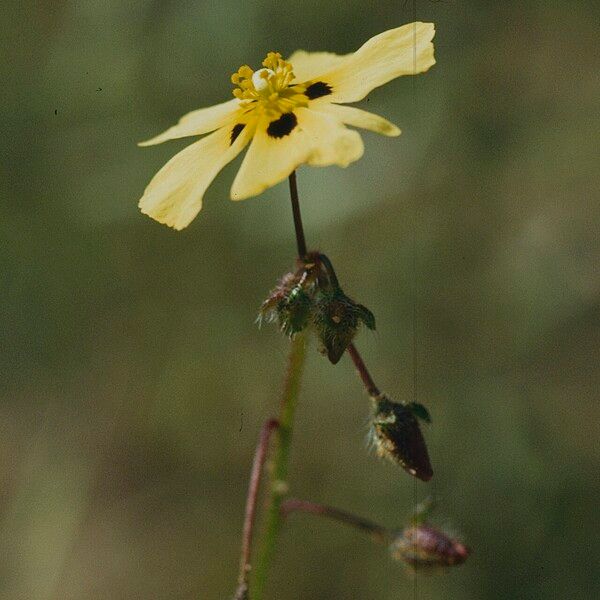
[370,396,433,481]
[313,288,375,364]
[259,273,311,337]
[390,524,470,569]
[278,284,312,336]
[259,272,297,321]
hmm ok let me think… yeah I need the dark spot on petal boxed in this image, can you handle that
[305,81,332,99]
[230,123,245,145]
[267,112,298,138]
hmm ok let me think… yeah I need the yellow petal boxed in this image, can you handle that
[312,103,401,137]
[287,50,350,84]
[139,123,252,229]
[230,108,364,201]
[139,99,241,147]
[316,22,435,103]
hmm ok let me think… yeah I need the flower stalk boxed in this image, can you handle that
[252,329,307,600]
[288,171,307,258]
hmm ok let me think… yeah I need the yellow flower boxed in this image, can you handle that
[138,23,436,229]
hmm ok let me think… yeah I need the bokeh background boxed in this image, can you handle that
[2,1,599,599]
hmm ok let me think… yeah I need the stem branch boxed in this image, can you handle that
[238,418,279,590]
[281,498,391,544]
[252,333,307,599]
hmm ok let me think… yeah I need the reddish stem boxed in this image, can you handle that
[238,418,279,588]
[347,343,381,397]
[289,172,307,258]
[281,498,390,544]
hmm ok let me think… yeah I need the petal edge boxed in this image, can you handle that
[313,103,401,137]
[316,22,436,104]
[139,99,241,147]
[139,124,251,229]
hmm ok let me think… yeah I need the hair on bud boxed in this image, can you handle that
[390,524,470,570]
[370,396,433,481]
[259,272,297,322]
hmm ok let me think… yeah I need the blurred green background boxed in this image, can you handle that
[2,1,598,599]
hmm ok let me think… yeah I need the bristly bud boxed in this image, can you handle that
[313,288,376,364]
[277,284,312,336]
[259,272,296,316]
[259,272,312,337]
[370,396,433,481]
[390,524,470,569]
[259,253,375,355]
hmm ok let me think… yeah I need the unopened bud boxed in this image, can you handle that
[390,524,470,569]
[259,273,311,337]
[313,288,375,364]
[370,396,433,481]
[259,272,297,321]
[278,284,312,336]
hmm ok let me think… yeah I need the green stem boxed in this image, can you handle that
[252,333,307,599]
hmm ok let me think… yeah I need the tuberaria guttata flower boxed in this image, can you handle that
[138,23,436,229]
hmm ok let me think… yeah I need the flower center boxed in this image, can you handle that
[231,52,308,119]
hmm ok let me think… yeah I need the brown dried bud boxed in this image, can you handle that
[370,396,433,481]
[390,524,470,569]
